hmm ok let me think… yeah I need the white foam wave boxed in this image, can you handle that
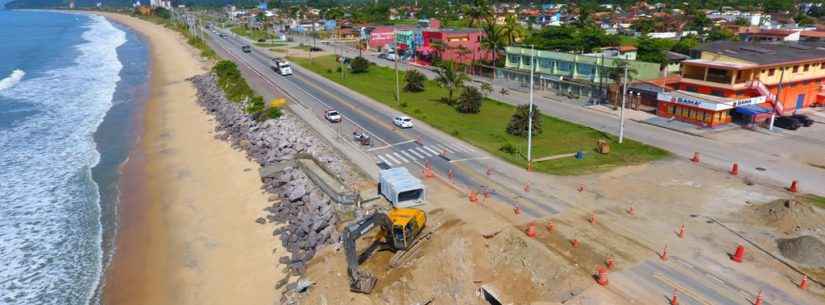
[0,13,126,305]
[0,69,25,91]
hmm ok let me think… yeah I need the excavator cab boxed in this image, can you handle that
[343,208,427,294]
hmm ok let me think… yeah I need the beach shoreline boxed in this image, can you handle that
[94,12,283,305]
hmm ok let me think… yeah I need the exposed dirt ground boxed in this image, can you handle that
[290,159,825,304]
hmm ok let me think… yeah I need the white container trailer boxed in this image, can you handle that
[378,167,425,208]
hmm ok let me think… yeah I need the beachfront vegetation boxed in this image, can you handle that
[288,55,668,175]
[213,60,254,103]
[231,26,274,41]
[507,104,542,137]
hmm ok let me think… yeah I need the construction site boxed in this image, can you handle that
[264,154,825,305]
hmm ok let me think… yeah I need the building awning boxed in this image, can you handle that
[733,104,771,116]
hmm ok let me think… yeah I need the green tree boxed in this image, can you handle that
[154,7,171,19]
[462,0,491,28]
[404,70,426,92]
[636,36,673,67]
[502,15,526,45]
[506,104,542,137]
[631,18,657,34]
[688,14,713,34]
[796,13,815,26]
[480,20,504,64]
[456,86,483,113]
[764,0,794,13]
[707,26,737,41]
[734,17,750,26]
[434,61,469,105]
[350,56,369,73]
[525,24,617,53]
[671,35,699,55]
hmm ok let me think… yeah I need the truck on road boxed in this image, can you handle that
[270,57,293,76]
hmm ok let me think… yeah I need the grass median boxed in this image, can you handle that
[288,55,669,175]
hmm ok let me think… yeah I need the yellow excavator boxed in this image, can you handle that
[342,207,428,294]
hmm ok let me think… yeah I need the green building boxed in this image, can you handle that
[501,46,663,100]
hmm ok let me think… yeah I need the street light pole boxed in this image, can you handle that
[394,29,400,104]
[527,45,535,169]
[618,61,629,144]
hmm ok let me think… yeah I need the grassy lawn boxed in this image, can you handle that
[290,44,314,51]
[800,194,825,210]
[288,55,669,175]
[230,26,274,41]
[255,42,287,47]
[270,48,288,53]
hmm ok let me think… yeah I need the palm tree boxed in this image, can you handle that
[480,19,504,66]
[501,15,525,45]
[462,0,492,28]
[434,61,469,105]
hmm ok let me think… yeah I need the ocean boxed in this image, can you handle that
[0,10,149,305]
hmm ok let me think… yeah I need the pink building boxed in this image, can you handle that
[416,29,494,66]
[366,26,395,50]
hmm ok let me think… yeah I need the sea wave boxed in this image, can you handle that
[0,69,24,92]
[0,13,126,305]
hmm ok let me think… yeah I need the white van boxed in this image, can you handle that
[271,58,293,76]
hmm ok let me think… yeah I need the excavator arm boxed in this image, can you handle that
[342,213,393,294]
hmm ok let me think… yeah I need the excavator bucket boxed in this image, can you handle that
[349,270,377,294]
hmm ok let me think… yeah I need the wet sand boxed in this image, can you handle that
[96,12,283,305]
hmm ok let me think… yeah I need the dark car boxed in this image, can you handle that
[241,45,251,53]
[790,114,814,127]
[774,116,801,130]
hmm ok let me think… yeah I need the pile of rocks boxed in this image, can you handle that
[191,73,352,274]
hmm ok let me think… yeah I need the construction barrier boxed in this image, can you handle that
[731,244,745,263]
[730,162,739,176]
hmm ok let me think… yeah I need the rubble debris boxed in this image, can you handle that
[191,73,359,275]
[777,235,825,267]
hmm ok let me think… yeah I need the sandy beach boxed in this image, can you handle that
[96,13,283,305]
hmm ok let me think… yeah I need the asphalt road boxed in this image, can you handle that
[295,35,825,197]
[206,29,569,218]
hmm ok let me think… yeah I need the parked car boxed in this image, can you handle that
[324,109,342,123]
[774,116,801,130]
[353,131,371,145]
[790,114,814,127]
[393,116,413,128]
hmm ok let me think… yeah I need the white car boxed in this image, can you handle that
[393,116,413,128]
[324,109,342,123]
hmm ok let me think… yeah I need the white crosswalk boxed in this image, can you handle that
[374,142,478,166]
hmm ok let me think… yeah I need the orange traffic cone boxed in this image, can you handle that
[627,206,635,216]
[800,275,809,290]
[596,266,609,286]
[678,224,686,239]
[589,213,597,224]
[731,244,745,263]
[690,152,700,163]
[730,162,739,176]
[468,191,479,203]
[571,239,580,248]
[660,245,669,261]
[513,206,521,215]
[524,183,530,193]
[606,257,615,270]
[526,223,537,238]
[789,180,799,193]
[754,290,764,305]
[546,221,555,233]
[670,289,679,305]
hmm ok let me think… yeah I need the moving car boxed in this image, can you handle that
[270,57,293,76]
[241,45,251,53]
[218,33,226,38]
[774,116,801,130]
[393,116,413,128]
[790,114,814,127]
[324,109,341,123]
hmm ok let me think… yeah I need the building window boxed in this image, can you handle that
[793,65,799,73]
[668,104,675,114]
[768,68,775,76]
[522,56,532,66]
[508,54,520,64]
[557,61,573,73]
[686,86,697,92]
[577,63,593,76]
[711,90,725,97]
[539,58,553,69]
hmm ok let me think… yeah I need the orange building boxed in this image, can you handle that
[657,41,825,126]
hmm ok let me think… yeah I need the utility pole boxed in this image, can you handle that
[340,44,345,80]
[770,67,786,131]
[394,28,400,104]
[618,61,629,144]
[527,45,535,169]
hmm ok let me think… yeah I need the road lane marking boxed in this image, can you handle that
[391,139,416,146]
[449,157,492,163]
[415,147,432,157]
[392,152,408,163]
[377,154,393,166]
[407,149,424,159]
[423,146,439,155]
[432,144,454,154]
[384,153,401,165]
[400,150,416,160]
[367,144,392,152]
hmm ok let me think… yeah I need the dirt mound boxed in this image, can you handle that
[748,199,824,234]
[777,235,825,267]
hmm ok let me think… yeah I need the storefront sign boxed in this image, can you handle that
[658,92,767,111]
[730,96,766,107]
